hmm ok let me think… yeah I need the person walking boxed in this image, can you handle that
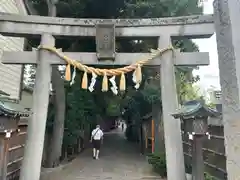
[121,122,124,132]
[90,125,104,160]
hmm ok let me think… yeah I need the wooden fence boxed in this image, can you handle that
[141,113,227,179]
[0,118,28,180]
[182,125,227,180]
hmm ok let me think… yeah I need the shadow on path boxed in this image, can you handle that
[42,128,162,180]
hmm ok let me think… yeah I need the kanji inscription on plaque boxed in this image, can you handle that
[96,23,115,60]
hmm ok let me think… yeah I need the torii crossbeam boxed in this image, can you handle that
[2,50,209,66]
[0,13,214,180]
[0,12,214,38]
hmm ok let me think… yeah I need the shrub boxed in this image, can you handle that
[204,172,214,180]
[147,153,214,180]
[147,152,167,178]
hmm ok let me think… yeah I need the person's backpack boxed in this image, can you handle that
[92,128,100,139]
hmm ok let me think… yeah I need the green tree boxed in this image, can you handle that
[23,64,36,88]
[119,0,203,140]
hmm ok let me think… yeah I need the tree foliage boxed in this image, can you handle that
[24,65,36,88]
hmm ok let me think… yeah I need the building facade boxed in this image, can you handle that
[0,0,27,99]
[209,90,222,105]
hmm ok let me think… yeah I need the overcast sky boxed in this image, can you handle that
[193,0,221,91]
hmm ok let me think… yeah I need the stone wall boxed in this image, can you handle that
[0,0,27,99]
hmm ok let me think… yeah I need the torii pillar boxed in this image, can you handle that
[19,34,54,180]
[214,0,240,179]
[159,34,186,180]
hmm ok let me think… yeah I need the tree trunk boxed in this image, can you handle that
[46,66,65,167]
[152,103,165,153]
[42,132,51,167]
[45,0,65,168]
[139,124,145,154]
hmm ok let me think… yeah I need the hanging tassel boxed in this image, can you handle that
[81,71,88,89]
[135,64,142,83]
[110,76,118,95]
[70,67,76,86]
[88,72,97,92]
[102,72,108,92]
[65,64,71,81]
[119,72,126,91]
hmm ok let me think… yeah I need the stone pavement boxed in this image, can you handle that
[43,128,162,180]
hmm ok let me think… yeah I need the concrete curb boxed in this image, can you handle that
[140,173,192,180]
[140,176,165,179]
[40,159,77,180]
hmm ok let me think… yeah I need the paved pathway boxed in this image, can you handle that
[43,128,162,180]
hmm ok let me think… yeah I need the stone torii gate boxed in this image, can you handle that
[0,13,213,180]
[214,0,240,179]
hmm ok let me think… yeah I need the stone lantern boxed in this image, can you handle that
[0,97,30,180]
[172,100,220,180]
